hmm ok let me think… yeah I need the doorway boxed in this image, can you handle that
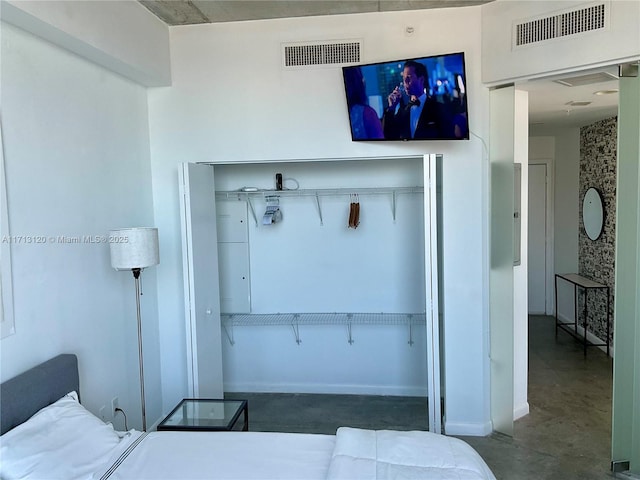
[521,67,622,470]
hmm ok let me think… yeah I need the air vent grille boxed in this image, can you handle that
[282,40,361,68]
[553,71,618,87]
[515,3,606,47]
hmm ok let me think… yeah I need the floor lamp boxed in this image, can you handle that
[109,227,159,431]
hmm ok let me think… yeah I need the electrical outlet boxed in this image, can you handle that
[99,405,107,422]
[111,397,119,416]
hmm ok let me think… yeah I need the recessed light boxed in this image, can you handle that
[565,101,592,107]
[594,89,619,95]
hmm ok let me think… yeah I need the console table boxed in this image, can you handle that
[554,273,610,357]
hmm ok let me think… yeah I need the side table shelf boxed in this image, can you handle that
[157,399,249,432]
[221,312,426,347]
[554,273,610,356]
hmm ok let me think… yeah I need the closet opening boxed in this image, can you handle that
[180,155,443,433]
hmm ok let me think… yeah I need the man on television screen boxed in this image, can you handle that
[383,60,453,140]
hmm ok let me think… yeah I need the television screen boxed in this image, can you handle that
[342,52,469,141]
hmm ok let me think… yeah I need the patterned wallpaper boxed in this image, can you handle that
[578,116,617,349]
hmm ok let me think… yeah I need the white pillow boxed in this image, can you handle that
[0,391,123,480]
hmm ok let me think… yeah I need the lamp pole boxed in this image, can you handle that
[132,267,146,431]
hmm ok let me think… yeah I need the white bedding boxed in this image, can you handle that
[1,390,496,480]
[326,427,497,480]
[101,428,496,480]
[100,430,336,480]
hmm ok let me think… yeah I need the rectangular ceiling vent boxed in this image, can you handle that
[514,2,607,48]
[282,40,362,69]
[553,71,618,87]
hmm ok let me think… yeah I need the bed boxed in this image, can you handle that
[0,354,497,479]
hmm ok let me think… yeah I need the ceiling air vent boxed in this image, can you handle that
[282,40,362,69]
[514,2,606,48]
[553,71,618,87]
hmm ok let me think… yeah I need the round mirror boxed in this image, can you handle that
[583,187,604,241]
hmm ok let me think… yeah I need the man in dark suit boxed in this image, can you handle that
[383,60,453,140]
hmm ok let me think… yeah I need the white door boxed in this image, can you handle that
[179,163,224,398]
[423,154,441,434]
[528,164,547,314]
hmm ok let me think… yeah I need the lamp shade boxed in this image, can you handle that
[109,227,159,270]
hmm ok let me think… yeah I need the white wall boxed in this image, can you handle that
[215,159,428,396]
[148,7,491,433]
[1,0,171,87]
[482,0,640,84]
[0,22,160,430]
[215,160,426,313]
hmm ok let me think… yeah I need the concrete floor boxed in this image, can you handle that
[461,315,614,480]
[227,315,614,480]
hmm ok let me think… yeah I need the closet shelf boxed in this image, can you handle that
[215,186,424,198]
[221,312,426,346]
[215,187,424,226]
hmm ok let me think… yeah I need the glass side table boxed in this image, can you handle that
[157,399,248,432]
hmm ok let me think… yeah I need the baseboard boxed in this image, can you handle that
[556,312,613,357]
[514,402,529,420]
[443,420,493,437]
[224,382,428,397]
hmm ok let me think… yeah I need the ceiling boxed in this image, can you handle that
[139,0,494,25]
[519,68,619,130]
[139,0,619,129]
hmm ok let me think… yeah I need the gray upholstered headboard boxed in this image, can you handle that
[0,354,79,435]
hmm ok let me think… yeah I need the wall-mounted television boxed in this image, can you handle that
[342,52,469,141]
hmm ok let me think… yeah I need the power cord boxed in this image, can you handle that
[114,407,128,431]
[238,176,300,193]
[469,129,489,161]
[283,177,299,190]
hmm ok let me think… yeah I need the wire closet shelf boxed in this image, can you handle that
[221,312,426,346]
[215,186,424,225]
